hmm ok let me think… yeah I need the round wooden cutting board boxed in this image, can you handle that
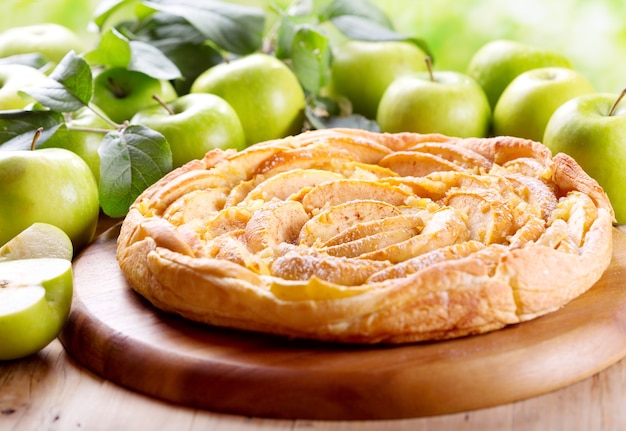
[59,225,626,420]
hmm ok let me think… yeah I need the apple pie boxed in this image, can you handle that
[116,128,614,343]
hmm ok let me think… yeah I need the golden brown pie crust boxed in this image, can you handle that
[116,128,615,343]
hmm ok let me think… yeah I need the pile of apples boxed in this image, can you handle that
[332,37,626,224]
[0,0,625,360]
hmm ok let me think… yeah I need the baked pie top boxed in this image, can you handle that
[116,128,614,343]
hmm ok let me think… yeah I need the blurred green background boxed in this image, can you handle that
[2,0,625,92]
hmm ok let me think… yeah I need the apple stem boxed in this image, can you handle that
[425,56,435,82]
[107,77,126,98]
[608,87,626,116]
[30,127,43,151]
[153,94,175,116]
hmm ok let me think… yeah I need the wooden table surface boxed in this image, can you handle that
[2,220,626,431]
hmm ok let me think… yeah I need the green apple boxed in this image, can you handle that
[329,40,429,119]
[467,39,573,109]
[0,148,100,253]
[41,107,114,184]
[0,23,85,64]
[493,67,595,141]
[131,93,246,168]
[377,69,491,138]
[92,67,177,124]
[0,222,73,262]
[190,53,305,146]
[543,90,626,223]
[0,257,73,360]
[0,64,48,110]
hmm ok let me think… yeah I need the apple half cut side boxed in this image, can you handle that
[0,222,73,263]
[0,258,73,360]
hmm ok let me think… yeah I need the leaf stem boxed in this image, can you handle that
[86,104,121,129]
[608,87,626,116]
[66,126,114,134]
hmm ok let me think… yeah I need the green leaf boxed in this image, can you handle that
[127,40,182,80]
[84,28,132,68]
[304,96,380,131]
[98,125,172,218]
[142,0,265,54]
[405,37,434,61]
[305,105,380,132]
[274,7,319,60]
[274,14,298,60]
[321,0,393,29]
[85,28,181,80]
[320,0,409,41]
[283,0,315,17]
[156,41,222,95]
[0,53,49,70]
[48,52,94,104]
[330,15,406,41]
[120,11,206,45]
[91,0,141,30]
[290,25,331,95]
[19,52,92,113]
[0,111,65,151]
[117,12,222,94]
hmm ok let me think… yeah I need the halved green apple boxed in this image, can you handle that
[0,258,73,360]
[0,223,73,263]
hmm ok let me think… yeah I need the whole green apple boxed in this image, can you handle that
[377,70,491,138]
[0,148,100,253]
[0,222,73,262]
[330,40,429,119]
[41,107,114,184]
[92,67,177,124]
[190,53,305,146]
[543,91,626,222]
[131,93,246,168]
[0,257,73,360]
[0,23,85,64]
[493,67,595,142]
[467,39,573,109]
[0,64,48,110]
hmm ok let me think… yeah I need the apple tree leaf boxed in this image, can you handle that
[273,5,319,60]
[84,28,132,68]
[320,0,394,29]
[116,12,223,94]
[20,52,93,113]
[48,52,94,104]
[319,0,432,57]
[274,12,299,60]
[85,28,181,80]
[141,0,265,55]
[154,41,222,95]
[0,53,49,70]
[305,107,380,132]
[120,11,207,45]
[290,25,332,95]
[98,125,172,218]
[329,15,406,41]
[0,111,65,151]
[90,0,141,30]
[127,40,182,80]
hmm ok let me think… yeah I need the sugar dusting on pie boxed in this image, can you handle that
[116,128,614,343]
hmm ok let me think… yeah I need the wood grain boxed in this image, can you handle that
[58,225,626,420]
